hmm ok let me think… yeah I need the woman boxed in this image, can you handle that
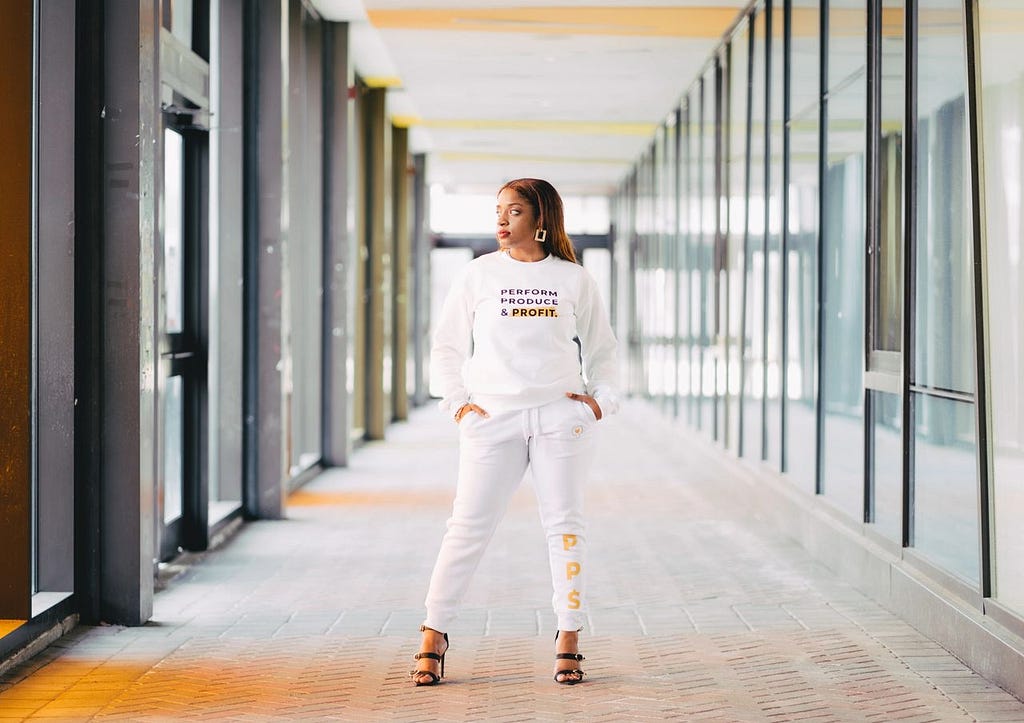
[412,178,619,686]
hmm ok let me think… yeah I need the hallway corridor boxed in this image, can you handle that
[1,402,1022,721]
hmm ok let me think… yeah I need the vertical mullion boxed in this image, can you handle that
[241,0,260,516]
[761,1,772,461]
[963,0,993,599]
[674,107,683,421]
[697,77,706,428]
[865,0,881,523]
[780,0,792,473]
[815,0,829,495]
[901,0,917,549]
[722,42,733,447]
[739,12,756,458]
[31,0,40,594]
[683,102,693,424]
[714,54,724,441]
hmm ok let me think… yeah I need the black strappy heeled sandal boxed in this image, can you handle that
[411,625,449,686]
[553,631,586,685]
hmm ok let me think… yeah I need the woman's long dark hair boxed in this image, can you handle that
[499,178,577,263]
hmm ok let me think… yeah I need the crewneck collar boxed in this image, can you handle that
[500,249,551,264]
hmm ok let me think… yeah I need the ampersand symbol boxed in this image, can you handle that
[501,308,508,316]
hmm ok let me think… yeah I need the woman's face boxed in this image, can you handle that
[496,188,539,253]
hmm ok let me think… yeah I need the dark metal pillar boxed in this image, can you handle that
[0,0,34,621]
[391,124,410,421]
[363,87,388,440]
[98,0,160,624]
[411,152,430,408]
[242,0,286,518]
[321,21,352,466]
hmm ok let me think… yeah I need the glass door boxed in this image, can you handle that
[158,122,207,562]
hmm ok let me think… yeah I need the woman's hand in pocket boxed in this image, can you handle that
[565,392,602,421]
[455,403,490,423]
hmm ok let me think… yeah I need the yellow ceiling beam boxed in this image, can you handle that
[419,118,656,135]
[367,6,739,39]
[438,150,630,165]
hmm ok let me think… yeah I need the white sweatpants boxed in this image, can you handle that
[423,395,597,633]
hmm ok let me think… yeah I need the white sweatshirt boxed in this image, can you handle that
[431,250,620,417]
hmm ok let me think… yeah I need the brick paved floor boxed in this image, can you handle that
[2,401,1023,721]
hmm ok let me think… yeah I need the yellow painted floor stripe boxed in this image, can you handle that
[287,489,451,507]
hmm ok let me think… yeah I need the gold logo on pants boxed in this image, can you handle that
[563,535,581,609]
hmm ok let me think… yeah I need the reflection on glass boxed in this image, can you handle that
[871,390,902,539]
[978,0,1024,616]
[742,10,767,460]
[908,0,980,587]
[765,3,786,470]
[163,375,184,523]
[286,93,325,476]
[688,85,702,426]
[661,125,677,410]
[163,129,185,334]
[914,2,975,394]
[821,10,866,519]
[700,65,718,435]
[829,0,867,91]
[726,25,749,455]
[875,0,905,355]
[785,0,820,494]
[912,393,979,584]
[679,100,693,414]
[164,0,194,48]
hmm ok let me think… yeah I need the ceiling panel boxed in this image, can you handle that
[311,1,750,195]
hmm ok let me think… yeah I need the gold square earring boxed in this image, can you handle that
[534,228,547,243]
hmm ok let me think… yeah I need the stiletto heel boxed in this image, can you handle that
[553,630,586,685]
[411,625,449,686]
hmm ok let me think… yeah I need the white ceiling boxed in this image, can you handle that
[309,1,751,196]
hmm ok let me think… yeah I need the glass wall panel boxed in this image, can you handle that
[727,25,749,455]
[870,0,905,539]
[679,100,693,411]
[871,390,902,538]
[633,156,646,393]
[914,6,975,396]
[285,12,324,475]
[688,86,702,425]
[766,1,786,469]
[666,117,681,418]
[875,0,904,356]
[910,0,979,581]
[164,129,185,334]
[976,0,1024,613]
[637,149,657,398]
[913,394,979,583]
[742,9,767,460]
[163,375,184,523]
[656,124,676,412]
[786,0,820,494]
[700,66,719,434]
[821,0,866,519]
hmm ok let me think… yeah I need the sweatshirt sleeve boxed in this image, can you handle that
[430,266,474,417]
[575,268,621,416]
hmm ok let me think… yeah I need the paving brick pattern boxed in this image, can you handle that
[1,401,1023,721]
